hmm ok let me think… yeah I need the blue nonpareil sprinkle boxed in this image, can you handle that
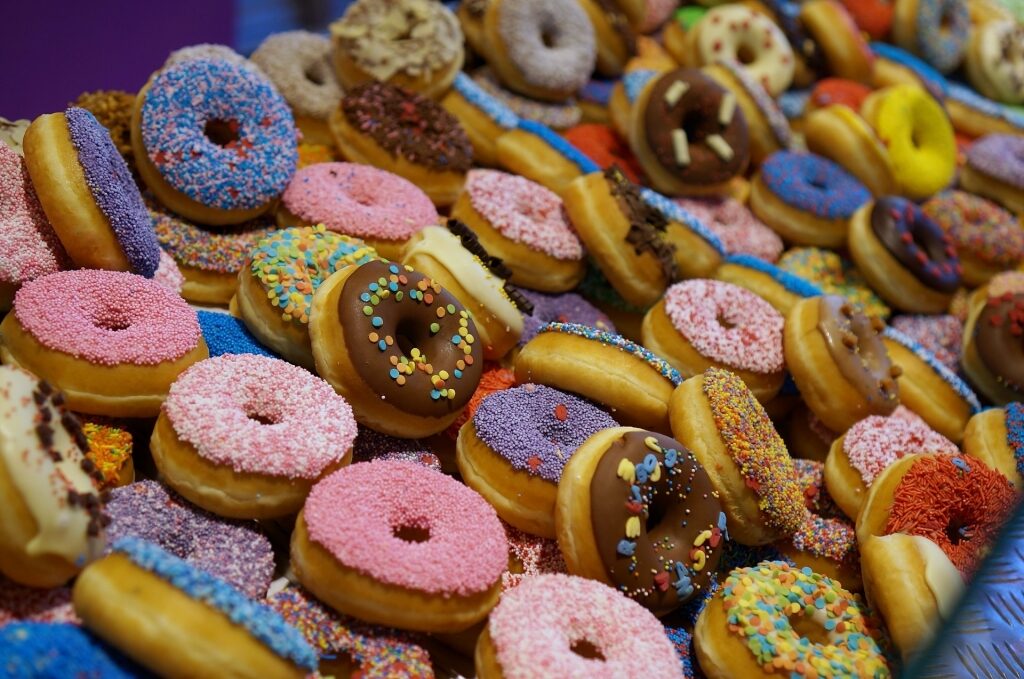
[760,151,871,220]
[778,89,811,120]
[197,310,275,358]
[639,187,726,255]
[0,622,149,678]
[724,254,823,298]
[451,72,519,129]
[538,322,683,385]
[882,327,981,413]
[1005,403,1024,478]
[112,537,317,671]
[623,69,658,104]
[516,119,600,174]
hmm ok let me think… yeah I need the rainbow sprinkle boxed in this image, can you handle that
[80,417,132,489]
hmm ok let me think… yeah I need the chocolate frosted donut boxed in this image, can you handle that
[337,260,483,417]
[584,430,726,616]
[818,295,900,414]
[871,197,961,293]
[975,292,1024,394]
[640,68,750,188]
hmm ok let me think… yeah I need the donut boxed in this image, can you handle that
[860,85,956,200]
[308,260,485,438]
[451,169,585,293]
[0,143,68,309]
[785,406,838,462]
[783,295,900,433]
[628,67,751,196]
[802,104,896,197]
[806,78,872,112]
[482,0,597,102]
[684,5,795,97]
[750,151,872,248]
[755,0,827,88]
[297,142,336,168]
[518,290,615,348]
[403,220,529,359]
[892,0,969,73]
[279,162,438,260]
[643,279,785,402]
[105,480,275,598]
[71,90,138,178]
[713,254,822,319]
[74,537,318,678]
[800,0,875,84]
[848,197,962,314]
[457,0,490,57]
[0,366,107,588]
[150,205,276,305]
[196,310,275,359]
[824,406,958,520]
[946,82,1024,138]
[458,384,617,537]
[670,368,805,546]
[966,21,1024,105]
[250,31,344,147]
[0,622,146,677]
[476,574,682,679]
[132,58,298,225]
[0,270,207,418]
[922,190,1024,286]
[578,76,615,124]
[962,403,1024,488]
[152,354,356,519]
[962,288,1024,405]
[292,460,507,632]
[961,134,1024,215]
[441,71,520,167]
[576,0,636,77]
[470,67,582,130]
[79,416,134,490]
[555,427,726,615]
[889,314,962,372]
[773,499,861,590]
[266,585,436,677]
[235,225,377,369]
[563,123,644,183]
[494,118,599,194]
[500,522,568,591]
[352,424,442,471]
[23,107,160,277]
[870,42,949,100]
[0,576,76,626]
[839,0,894,39]
[164,43,262,72]
[694,562,891,679]
[621,0,681,32]
[515,322,682,431]
[703,61,794,166]
[673,197,783,262]
[331,82,472,206]
[777,247,890,319]
[662,7,706,66]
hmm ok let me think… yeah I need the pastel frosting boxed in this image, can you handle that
[0,144,68,285]
[163,354,356,478]
[842,406,958,485]
[303,460,508,596]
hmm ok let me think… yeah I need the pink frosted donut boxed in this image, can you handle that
[658,279,785,375]
[673,196,783,263]
[280,162,438,255]
[482,574,681,679]
[0,143,69,304]
[462,169,583,261]
[842,406,958,485]
[153,250,184,295]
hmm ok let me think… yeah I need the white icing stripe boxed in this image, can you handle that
[404,226,524,334]
[0,366,104,566]
[909,535,965,620]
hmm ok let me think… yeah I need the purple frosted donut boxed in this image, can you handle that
[137,58,298,214]
[966,134,1024,191]
[471,383,617,483]
[518,289,615,347]
[759,151,871,221]
[104,480,275,598]
[66,107,161,277]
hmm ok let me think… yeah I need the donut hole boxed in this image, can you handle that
[680,109,711,142]
[204,118,239,148]
[787,611,831,646]
[645,495,669,534]
[245,406,281,426]
[92,310,133,332]
[540,25,559,49]
[394,317,423,357]
[946,518,972,544]
[392,522,430,543]
[569,639,605,661]
[736,44,757,65]
[716,313,736,330]
[304,64,326,86]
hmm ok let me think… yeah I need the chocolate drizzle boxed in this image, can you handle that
[445,219,534,315]
[604,166,678,282]
[976,292,1024,393]
[870,197,961,293]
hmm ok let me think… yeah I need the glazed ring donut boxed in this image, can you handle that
[694,561,891,679]
[684,5,795,97]
[892,0,969,74]
[962,403,1024,488]
[132,58,298,226]
[291,460,508,633]
[962,288,1024,405]
[308,260,485,438]
[966,20,1024,105]
[482,0,597,102]
[961,134,1024,216]
[800,0,876,84]
[712,253,823,317]
[0,270,208,418]
[670,368,806,546]
[477,574,682,679]
[642,279,786,402]
[514,322,683,432]
[860,85,956,200]
[555,427,727,616]
[802,104,896,198]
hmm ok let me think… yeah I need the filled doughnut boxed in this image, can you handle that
[802,104,896,197]
[576,0,636,77]
[564,123,644,183]
[71,89,138,177]
[870,42,949,100]
[494,117,599,194]
[840,0,894,39]
[440,72,520,167]
[800,0,876,84]
[712,253,823,316]
[890,313,962,371]
[470,67,582,130]
[197,310,276,359]
[518,288,615,346]
[946,83,1024,139]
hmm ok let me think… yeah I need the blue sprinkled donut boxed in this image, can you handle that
[134,58,298,224]
[0,622,147,678]
[894,0,969,74]
[197,310,276,359]
[759,151,871,221]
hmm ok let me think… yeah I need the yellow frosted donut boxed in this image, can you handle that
[861,85,955,200]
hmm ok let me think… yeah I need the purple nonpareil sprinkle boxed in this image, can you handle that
[518,289,615,347]
[352,425,441,471]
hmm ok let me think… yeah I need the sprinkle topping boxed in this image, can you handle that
[151,205,275,274]
[0,143,68,284]
[539,322,682,385]
[843,406,957,485]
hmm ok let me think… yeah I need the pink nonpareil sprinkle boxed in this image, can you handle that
[0,144,69,284]
[843,406,958,485]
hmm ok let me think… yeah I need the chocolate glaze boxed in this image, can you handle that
[642,68,750,185]
[871,197,961,293]
[976,292,1024,393]
[604,166,678,282]
[588,430,725,617]
[817,295,900,413]
[338,260,483,418]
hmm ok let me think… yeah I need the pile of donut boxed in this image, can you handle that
[2,0,1024,675]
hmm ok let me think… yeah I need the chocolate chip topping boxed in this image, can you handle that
[817,296,899,413]
[604,166,678,282]
[871,197,961,293]
[341,81,473,172]
[976,292,1024,393]
[642,68,750,185]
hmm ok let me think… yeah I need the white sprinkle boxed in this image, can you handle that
[672,129,691,166]
[663,80,690,107]
[706,134,734,162]
[718,93,736,126]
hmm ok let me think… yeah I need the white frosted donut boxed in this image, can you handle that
[692,6,795,97]
[967,20,1024,105]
